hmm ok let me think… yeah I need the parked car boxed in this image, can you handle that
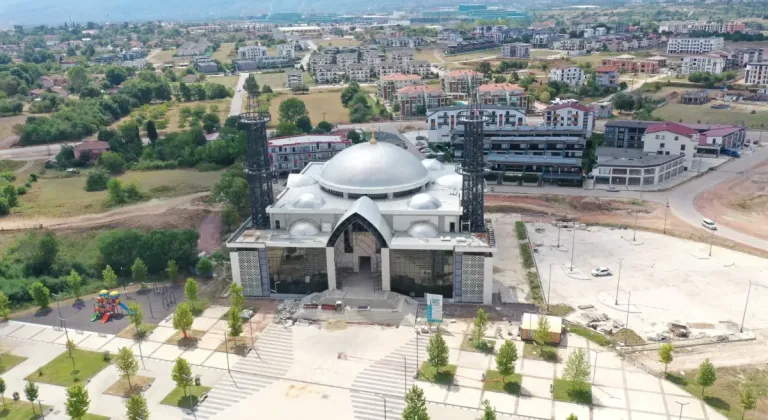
[591,267,612,277]
[701,218,717,231]
[606,186,619,192]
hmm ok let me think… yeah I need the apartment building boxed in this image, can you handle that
[378,73,422,101]
[314,64,342,84]
[594,66,618,87]
[269,134,348,175]
[407,60,431,77]
[731,48,764,68]
[444,39,498,55]
[285,69,304,88]
[601,55,661,74]
[548,66,585,86]
[667,37,724,55]
[336,52,359,71]
[745,62,768,85]
[426,105,527,143]
[441,69,484,99]
[396,85,452,117]
[277,43,296,58]
[238,45,268,60]
[680,54,726,75]
[476,83,528,109]
[347,64,371,83]
[390,49,415,65]
[501,43,530,59]
[544,103,594,135]
[553,38,586,56]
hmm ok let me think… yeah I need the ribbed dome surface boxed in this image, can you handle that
[318,141,430,195]
[407,221,440,238]
[408,193,442,210]
[286,174,318,188]
[293,193,325,209]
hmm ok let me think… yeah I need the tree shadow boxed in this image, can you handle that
[433,371,455,385]
[501,381,521,394]
[177,395,200,410]
[33,308,52,318]
[71,299,87,310]
[567,387,593,405]
[704,396,730,411]
[177,337,200,349]
[664,373,688,387]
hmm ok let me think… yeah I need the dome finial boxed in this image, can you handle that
[369,129,377,145]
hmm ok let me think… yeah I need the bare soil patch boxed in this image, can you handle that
[104,376,155,397]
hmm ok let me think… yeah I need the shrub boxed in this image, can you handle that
[0,172,16,182]
[133,160,178,171]
[0,197,8,215]
[99,151,126,174]
[197,257,213,277]
[16,186,26,195]
[84,171,110,192]
[29,173,38,182]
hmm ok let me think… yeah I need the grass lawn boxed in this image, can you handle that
[215,335,252,355]
[311,37,360,48]
[483,370,522,394]
[0,353,27,373]
[267,89,348,127]
[14,168,223,218]
[82,414,111,420]
[165,99,231,132]
[149,49,176,64]
[523,342,559,362]
[553,379,592,405]
[417,362,457,385]
[666,366,768,420]
[611,328,645,346]
[0,115,27,141]
[444,48,501,62]
[103,375,155,397]
[166,329,206,348]
[0,160,23,172]
[252,72,289,89]
[211,43,235,63]
[117,323,159,340]
[546,304,575,317]
[653,103,767,127]
[460,335,496,354]
[0,400,52,420]
[161,385,212,409]
[207,75,239,89]
[567,324,613,347]
[26,348,111,387]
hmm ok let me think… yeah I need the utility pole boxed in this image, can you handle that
[663,199,670,235]
[224,332,230,373]
[556,224,561,248]
[569,227,576,272]
[740,281,752,333]
[53,293,70,344]
[547,263,553,311]
[614,258,624,306]
[674,401,690,420]
[708,214,717,257]
[625,291,631,329]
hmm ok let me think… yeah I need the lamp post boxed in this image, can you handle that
[625,291,631,329]
[556,224,561,248]
[708,215,717,257]
[614,258,624,306]
[53,293,70,343]
[38,400,45,420]
[374,394,387,420]
[415,330,420,370]
[147,292,154,319]
[569,227,576,272]
[547,263,554,311]
[224,331,230,373]
[740,281,752,333]
[592,350,599,384]
[663,199,670,235]
[674,401,690,420]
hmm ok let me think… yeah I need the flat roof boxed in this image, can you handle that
[605,120,655,129]
[596,147,644,159]
[269,135,345,147]
[521,313,562,333]
[487,153,581,166]
[597,153,683,168]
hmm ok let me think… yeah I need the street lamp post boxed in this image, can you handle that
[625,291,631,329]
[663,199,670,235]
[374,394,387,420]
[53,293,70,343]
[38,400,45,420]
[569,228,576,272]
[592,351,599,384]
[224,332,230,373]
[708,215,717,257]
[415,331,420,369]
[147,292,154,319]
[740,281,752,333]
[614,258,624,306]
[547,263,553,311]
[674,401,690,420]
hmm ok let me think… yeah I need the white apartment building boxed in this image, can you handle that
[745,62,768,85]
[315,65,342,84]
[238,45,267,60]
[666,37,724,55]
[548,66,585,86]
[277,43,296,58]
[501,43,530,59]
[347,64,371,83]
[680,54,726,75]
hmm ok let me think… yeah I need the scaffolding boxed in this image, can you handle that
[456,96,487,233]
[240,94,274,229]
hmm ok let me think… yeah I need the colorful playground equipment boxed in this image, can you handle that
[91,290,134,323]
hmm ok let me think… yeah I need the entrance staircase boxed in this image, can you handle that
[291,290,419,327]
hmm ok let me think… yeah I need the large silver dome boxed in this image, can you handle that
[408,193,441,210]
[318,141,430,195]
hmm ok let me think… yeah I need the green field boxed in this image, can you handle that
[444,48,501,62]
[26,349,111,387]
[0,400,52,420]
[0,160,23,172]
[207,75,239,89]
[161,385,212,409]
[253,72,289,89]
[483,370,522,394]
[0,353,28,373]
[267,90,348,127]
[653,103,767,127]
[14,168,223,218]
[0,115,27,141]
[212,42,236,63]
[311,37,361,48]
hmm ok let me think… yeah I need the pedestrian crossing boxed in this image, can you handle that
[185,325,294,420]
[349,335,429,420]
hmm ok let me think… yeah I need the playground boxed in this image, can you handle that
[14,283,187,334]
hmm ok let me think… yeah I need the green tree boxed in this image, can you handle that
[475,61,492,77]
[0,292,8,321]
[402,385,429,420]
[67,269,83,300]
[107,178,125,204]
[173,302,193,339]
[278,98,308,124]
[184,278,198,306]
[346,130,362,144]
[228,305,244,345]
[213,172,249,212]
[26,231,58,275]
[128,301,143,335]
[166,260,178,282]
[316,121,333,133]
[341,81,361,107]
[221,204,239,232]
[539,91,551,103]
[3,184,17,208]
[125,393,150,420]
[103,265,118,289]
[202,113,220,134]
[482,399,497,420]
[171,357,193,400]
[116,347,139,390]
[658,343,674,375]
[132,258,148,284]
[563,348,590,389]
[100,151,126,174]
[295,115,312,133]
[65,383,90,420]
[696,359,717,397]
[24,381,39,414]
[427,330,448,372]
[146,120,158,144]
[275,121,302,137]
[0,377,5,407]
[230,283,244,309]
[534,315,551,347]
[197,257,213,277]
[471,308,489,345]
[85,170,110,191]
[612,92,635,112]
[67,66,89,93]
[28,282,50,309]
[261,85,272,94]
[740,385,757,420]
[566,415,578,420]
[495,340,518,383]
[244,74,259,96]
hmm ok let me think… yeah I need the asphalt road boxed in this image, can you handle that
[228,72,249,117]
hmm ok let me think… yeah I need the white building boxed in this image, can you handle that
[277,43,296,58]
[273,26,325,40]
[269,134,348,174]
[745,62,768,85]
[426,105,527,143]
[226,135,496,304]
[680,54,726,75]
[548,66,585,86]
[666,37,724,55]
[544,103,595,135]
[501,43,530,59]
[238,45,267,60]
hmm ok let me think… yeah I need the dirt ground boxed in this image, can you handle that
[695,160,768,240]
[486,193,768,258]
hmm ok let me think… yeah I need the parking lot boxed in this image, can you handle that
[526,222,768,338]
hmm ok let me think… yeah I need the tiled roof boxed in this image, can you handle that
[645,122,699,136]
[701,126,742,137]
[595,66,617,72]
[445,69,482,77]
[75,141,110,151]
[397,85,442,94]
[478,83,523,93]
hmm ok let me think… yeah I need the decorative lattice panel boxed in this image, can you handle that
[460,254,485,303]
[453,252,463,301]
[239,250,263,296]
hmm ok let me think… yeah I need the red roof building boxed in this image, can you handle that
[74,141,110,160]
[378,73,423,102]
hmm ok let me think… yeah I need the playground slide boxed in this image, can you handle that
[119,302,134,315]
[90,313,98,322]
[100,312,110,323]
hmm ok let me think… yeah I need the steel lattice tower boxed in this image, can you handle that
[456,92,487,233]
[240,94,274,229]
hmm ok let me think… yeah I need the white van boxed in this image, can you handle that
[701,218,717,230]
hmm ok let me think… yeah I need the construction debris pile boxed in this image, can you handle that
[576,310,624,335]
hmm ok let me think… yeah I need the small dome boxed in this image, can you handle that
[435,174,462,189]
[293,193,325,209]
[286,174,317,188]
[407,221,440,238]
[421,159,444,171]
[408,193,441,210]
[289,220,320,236]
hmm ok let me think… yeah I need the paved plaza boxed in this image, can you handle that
[0,307,725,419]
